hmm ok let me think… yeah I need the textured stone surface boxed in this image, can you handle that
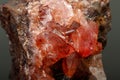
[0,0,111,80]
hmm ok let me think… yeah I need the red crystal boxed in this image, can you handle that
[34,2,103,78]
[36,32,74,66]
[71,21,102,57]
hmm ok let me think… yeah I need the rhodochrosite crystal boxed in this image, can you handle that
[0,0,111,80]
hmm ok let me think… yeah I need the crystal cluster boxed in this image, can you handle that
[0,0,111,80]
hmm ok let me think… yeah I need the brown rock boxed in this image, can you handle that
[0,0,111,80]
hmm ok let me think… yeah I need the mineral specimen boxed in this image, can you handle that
[0,0,111,80]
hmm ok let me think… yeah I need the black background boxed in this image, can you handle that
[0,0,120,80]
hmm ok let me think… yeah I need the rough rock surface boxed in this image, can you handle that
[0,0,111,80]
